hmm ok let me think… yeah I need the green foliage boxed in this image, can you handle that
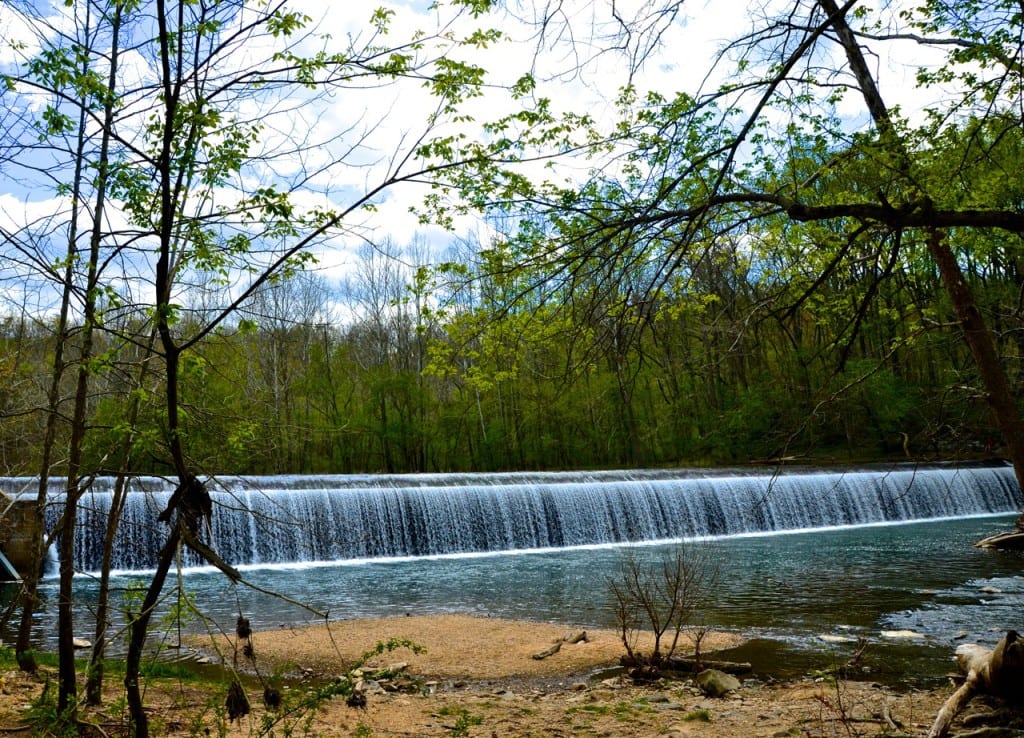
[24,679,77,738]
[0,223,1012,476]
[359,637,427,663]
[436,706,484,737]
[121,581,148,620]
[1,0,1022,485]
[0,644,202,685]
[266,9,311,37]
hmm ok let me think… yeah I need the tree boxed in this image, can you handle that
[2,0,547,733]
[115,0,520,731]
[609,543,718,672]
[422,0,1024,490]
[225,272,336,472]
[340,239,434,472]
[0,3,132,722]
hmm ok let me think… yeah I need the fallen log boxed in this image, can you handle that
[927,631,1024,738]
[666,657,752,674]
[531,630,589,660]
[531,641,561,660]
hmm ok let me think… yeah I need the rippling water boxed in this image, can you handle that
[3,513,1021,685]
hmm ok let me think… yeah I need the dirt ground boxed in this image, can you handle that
[227,615,954,737]
[0,614,998,737]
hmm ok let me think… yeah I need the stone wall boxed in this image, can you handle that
[0,491,41,579]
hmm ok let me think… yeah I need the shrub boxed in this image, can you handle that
[608,542,719,671]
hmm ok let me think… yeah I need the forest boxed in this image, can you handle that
[2,0,1024,733]
[0,220,1018,476]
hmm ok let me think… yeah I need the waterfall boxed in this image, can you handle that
[5,463,1020,573]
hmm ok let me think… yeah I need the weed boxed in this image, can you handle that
[613,700,655,720]
[138,659,201,680]
[186,702,216,738]
[437,706,483,737]
[24,678,77,738]
[359,637,426,662]
[107,694,128,723]
[3,647,57,670]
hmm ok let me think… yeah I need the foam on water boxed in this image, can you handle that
[3,463,1018,574]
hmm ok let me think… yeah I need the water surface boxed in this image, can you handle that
[5,513,1020,686]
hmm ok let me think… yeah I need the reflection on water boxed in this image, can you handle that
[2,514,1022,685]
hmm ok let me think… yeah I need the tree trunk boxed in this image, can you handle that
[124,525,180,738]
[80,3,127,706]
[85,472,131,706]
[927,230,1024,494]
[86,347,154,706]
[819,0,1024,502]
[928,631,1024,738]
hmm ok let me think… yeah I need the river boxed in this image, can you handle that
[0,465,1021,686]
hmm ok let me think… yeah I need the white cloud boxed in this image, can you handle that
[0,0,991,300]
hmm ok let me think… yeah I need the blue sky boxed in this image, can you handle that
[0,0,949,312]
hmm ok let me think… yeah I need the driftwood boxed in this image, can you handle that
[976,513,1024,550]
[975,531,1024,550]
[667,656,752,674]
[531,630,589,660]
[531,641,561,660]
[928,631,1024,738]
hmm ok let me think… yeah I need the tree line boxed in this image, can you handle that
[0,217,1013,478]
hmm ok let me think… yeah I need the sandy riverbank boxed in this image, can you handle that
[230,613,742,681]
[0,613,979,737]
[183,613,962,737]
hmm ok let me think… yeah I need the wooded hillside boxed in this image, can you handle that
[0,238,1012,475]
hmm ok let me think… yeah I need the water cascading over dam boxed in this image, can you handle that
[8,464,1020,573]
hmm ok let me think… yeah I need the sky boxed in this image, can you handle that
[0,0,955,313]
[298,0,947,271]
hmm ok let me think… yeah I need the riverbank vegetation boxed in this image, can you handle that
[0,617,956,738]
